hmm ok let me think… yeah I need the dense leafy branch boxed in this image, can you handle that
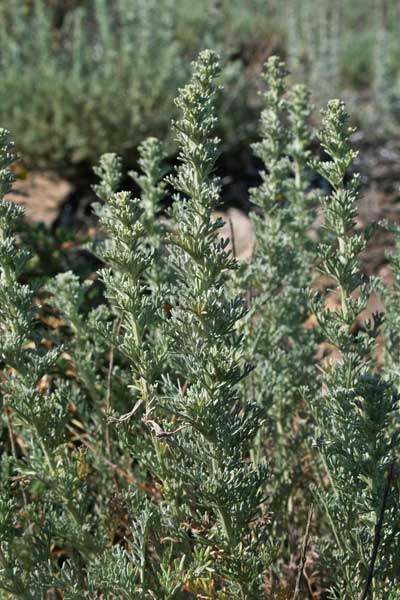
[309,100,400,598]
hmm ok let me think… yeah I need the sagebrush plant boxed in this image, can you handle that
[0,51,271,598]
[2,0,400,171]
[128,137,169,288]
[92,137,169,289]
[159,50,269,597]
[373,20,400,133]
[242,56,319,568]
[0,128,103,595]
[2,49,400,600]
[0,0,270,168]
[379,223,400,389]
[287,0,400,130]
[87,50,269,597]
[287,0,341,104]
[309,101,400,597]
[0,0,184,166]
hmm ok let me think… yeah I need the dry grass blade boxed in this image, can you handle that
[293,505,313,600]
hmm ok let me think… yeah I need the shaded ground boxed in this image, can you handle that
[9,168,73,227]
[10,132,400,266]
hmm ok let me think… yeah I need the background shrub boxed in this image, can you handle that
[1,0,400,175]
[0,0,276,170]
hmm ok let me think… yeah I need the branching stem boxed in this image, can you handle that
[358,462,395,600]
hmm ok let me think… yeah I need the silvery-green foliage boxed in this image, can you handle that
[47,271,112,409]
[287,0,400,119]
[160,50,269,598]
[247,57,318,422]
[0,0,184,166]
[48,139,168,413]
[0,130,103,597]
[379,223,400,389]
[93,152,123,202]
[129,137,169,287]
[309,100,400,597]
[0,0,264,168]
[89,136,201,596]
[287,0,341,104]
[92,182,166,423]
[92,139,168,377]
[4,48,400,598]
[0,126,214,597]
[373,22,400,132]
[93,139,168,288]
[242,57,319,559]
[129,138,167,231]
[47,154,121,413]
[0,131,169,599]
[86,53,271,596]
[1,0,399,172]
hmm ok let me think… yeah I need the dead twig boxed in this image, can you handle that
[104,319,121,450]
[65,423,156,497]
[107,398,144,424]
[104,319,122,493]
[3,400,27,507]
[303,568,317,600]
[358,462,395,600]
[144,419,189,439]
[108,378,189,445]
[293,505,313,600]
[227,213,237,260]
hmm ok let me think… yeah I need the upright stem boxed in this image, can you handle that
[358,462,395,600]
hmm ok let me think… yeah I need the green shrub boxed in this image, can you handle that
[308,101,400,597]
[241,56,319,571]
[0,0,278,169]
[0,0,185,166]
[2,0,400,175]
[287,0,400,124]
[373,24,400,131]
[0,51,269,599]
[1,52,400,599]
[379,223,400,390]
